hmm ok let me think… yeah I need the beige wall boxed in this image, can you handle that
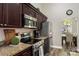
[38,3,79,49]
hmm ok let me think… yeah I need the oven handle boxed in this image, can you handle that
[37,43,44,48]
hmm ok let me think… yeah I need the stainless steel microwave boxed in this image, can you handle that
[23,14,37,28]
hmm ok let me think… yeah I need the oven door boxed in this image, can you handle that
[33,47,39,56]
[39,45,44,56]
[33,44,44,56]
[34,50,39,56]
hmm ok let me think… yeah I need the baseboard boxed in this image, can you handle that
[77,48,79,52]
[50,45,62,49]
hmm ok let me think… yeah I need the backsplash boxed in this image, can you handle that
[0,28,34,41]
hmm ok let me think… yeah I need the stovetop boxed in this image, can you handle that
[25,39,41,44]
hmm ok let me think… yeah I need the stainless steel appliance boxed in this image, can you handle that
[41,21,49,36]
[41,21,50,55]
[22,14,37,28]
[32,39,44,56]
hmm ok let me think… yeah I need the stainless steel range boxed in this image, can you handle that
[20,33,44,56]
[32,39,44,56]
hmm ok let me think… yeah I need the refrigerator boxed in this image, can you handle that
[41,21,50,55]
[41,21,49,36]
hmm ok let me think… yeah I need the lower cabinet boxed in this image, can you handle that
[14,46,33,56]
[43,38,50,55]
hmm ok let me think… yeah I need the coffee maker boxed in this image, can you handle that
[33,30,40,38]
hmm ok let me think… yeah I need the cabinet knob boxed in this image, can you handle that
[0,24,3,26]
[4,24,7,26]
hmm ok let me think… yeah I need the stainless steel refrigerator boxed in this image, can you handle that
[41,21,49,36]
[41,21,50,55]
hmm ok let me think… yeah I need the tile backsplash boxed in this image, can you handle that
[0,28,34,41]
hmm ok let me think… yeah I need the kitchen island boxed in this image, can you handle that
[0,43,32,56]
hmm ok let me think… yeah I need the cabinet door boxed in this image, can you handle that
[36,13,42,30]
[43,38,50,55]
[42,15,47,22]
[23,4,37,18]
[37,14,42,22]
[0,4,3,27]
[23,4,31,16]
[30,8,37,18]
[3,3,22,28]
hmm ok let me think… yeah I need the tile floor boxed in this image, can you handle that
[49,48,79,56]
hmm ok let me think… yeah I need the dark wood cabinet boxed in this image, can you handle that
[0,4,3,27]
[23,4,47,30]
[36,12,47,30]
[0,3,47,28]
[3,3,22,28]
[42,15,47,22]
[43,38,50,55]
[23,4,31,16]
[36,13,43,30]
[23,4,37,18]
[14,46,33,56]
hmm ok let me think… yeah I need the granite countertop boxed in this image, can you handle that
[34,36,49,40]
[0,43,32,56]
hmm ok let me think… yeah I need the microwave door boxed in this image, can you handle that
[29,20,31,27]
[34,21,37,27]
[24,18,29,27]
[29,20,33,27]
[34,21,37,28]
[31,20,34,27]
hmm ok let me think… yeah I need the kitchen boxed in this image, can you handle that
[0,3,50,56]
[0,3,79,56]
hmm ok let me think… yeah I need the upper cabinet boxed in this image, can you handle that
[23,4,37,18]
[23,4,31,16]
[23,4,47,22]
[0,4,3,27]
[36,11,47,30]
[0,3,47,28]
[22,4,47,30]
[3,4,22,28]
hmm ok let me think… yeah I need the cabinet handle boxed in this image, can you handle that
[4,24,7,26]
[0,24,3,26]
